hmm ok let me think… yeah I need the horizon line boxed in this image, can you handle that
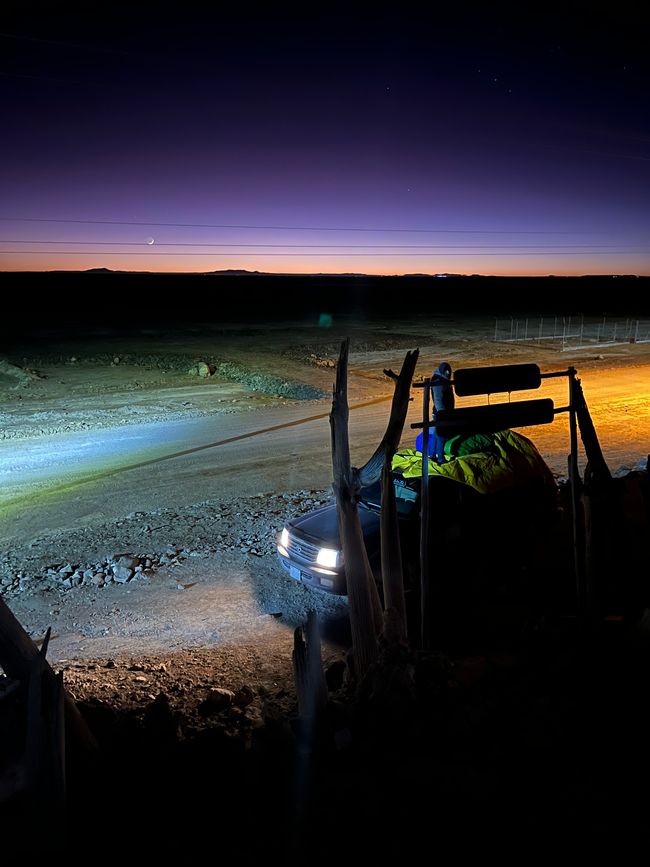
[0,268,646,278]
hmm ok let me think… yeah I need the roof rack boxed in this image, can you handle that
[411,362,587,645]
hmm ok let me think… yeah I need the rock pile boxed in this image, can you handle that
[0,490,331,598]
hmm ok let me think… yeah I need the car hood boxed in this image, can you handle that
[288,502,381,549]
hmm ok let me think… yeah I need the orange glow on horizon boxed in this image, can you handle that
[1,252,648,276]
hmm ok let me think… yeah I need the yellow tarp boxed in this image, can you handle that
[392,429,555,495]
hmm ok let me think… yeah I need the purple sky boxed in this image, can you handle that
[1,5,648,275]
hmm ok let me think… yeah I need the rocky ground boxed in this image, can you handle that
[1,317,649,854]
[0,488,350,730]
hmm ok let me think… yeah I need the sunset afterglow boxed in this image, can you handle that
[1,9,648,276]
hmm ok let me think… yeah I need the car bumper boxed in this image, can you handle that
[276,551,347,595]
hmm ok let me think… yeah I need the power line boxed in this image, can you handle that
[0,250,643,256]
[0,217,602,235]
[0,240,643,250]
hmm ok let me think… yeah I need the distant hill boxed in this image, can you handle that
[78,267,384,277]
[83,267,271,276]
[76,267,484,278]
[18,267,644,280]
[66,268,642,279]
[206,268,267,275]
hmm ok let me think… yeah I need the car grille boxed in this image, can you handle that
[286,534,320,564]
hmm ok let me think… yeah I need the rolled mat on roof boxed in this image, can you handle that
[393,429,555,495]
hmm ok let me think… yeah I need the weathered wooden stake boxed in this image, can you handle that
[378,349,419,645]
[420,377,431,651]
[380,459,407,645]
[330,340,419,676]
[292,610,327,720]
[573,375,612,487]
[330,339,379,679]
[0,597,97,754]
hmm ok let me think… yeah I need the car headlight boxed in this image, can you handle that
[280,527,289,548]
[316,546,340,568]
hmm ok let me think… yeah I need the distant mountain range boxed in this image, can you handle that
[2,267,641,280]
[82,267,472,278]
[83,267,374,276]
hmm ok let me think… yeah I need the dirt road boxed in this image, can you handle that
[1,361,648,545]
[0,327,648,678]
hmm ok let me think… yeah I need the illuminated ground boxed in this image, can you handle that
[1,316,649,709]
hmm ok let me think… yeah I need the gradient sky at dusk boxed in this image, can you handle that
[1,4,649,275]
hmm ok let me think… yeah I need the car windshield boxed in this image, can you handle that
[361,475,420,517]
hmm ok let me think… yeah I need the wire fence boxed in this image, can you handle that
[494,316,650,350]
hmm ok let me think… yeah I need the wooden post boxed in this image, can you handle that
[25,633,49,794]
[582,486,596,619]
[330,340,419,679]
[0,597,97,755]
[380,459,407,644]
[420,379,431,650]
[24,628,66,818]
[330,341,419,677]
[292,610,327,720]
[357,349,420,489]
[373,350,419,645]
[51,671,67,808]
[568,370,586,626]
[573,375,613,624]
[572,375,612,487]
[330,339,379,680]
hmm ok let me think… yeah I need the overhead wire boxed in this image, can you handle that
[0,240,643,250]
[0,217,606,235]
[0,250,642,256]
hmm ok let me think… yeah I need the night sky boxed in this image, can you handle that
[1,4,649,276]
